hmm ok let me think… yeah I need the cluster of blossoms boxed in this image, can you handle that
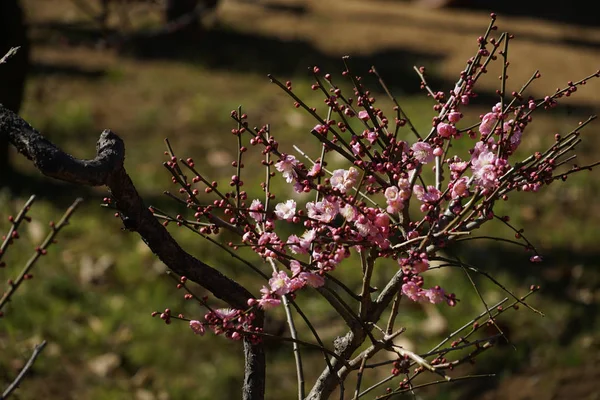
[188,308,259,343]
[156,16,599,347]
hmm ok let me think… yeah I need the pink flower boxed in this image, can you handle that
[190,320,205,336]
[300,272,325,288]
[451,177,470,199]
[275,154,299,183]
[385,186,404,214]
[384,186,399,201]
[402,282,426,302]
[330,167,358,193]
[312,124,328,134]
[413,185,442,203]
[269,270,292,296]
[411,142,434,164]
[257,297,281,309]
[340,204,358,221]
[374,212,390,230]
[367,131,378,144]
[249,199,264,222]
[258,231,279,246]
[354,216,377,237]
[358,110,370,121]
[274,199,296,221]
[287,234,306,254]
[308,162,322,177]
[214,308,239,321]
[479,112,498,135]
[307,199,339,223]
[299,229,317,249]
[448,111,462,123]
[504,120,522,152]
[471,145,499,189]
[290,260,302,275]
[423,287,446,304]
[437,122,456,138]
[412,258,429,273]
[449,160,468,176]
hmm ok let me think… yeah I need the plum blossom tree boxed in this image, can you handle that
[1,14,599,400]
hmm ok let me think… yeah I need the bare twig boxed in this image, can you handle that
[1,341,47,400]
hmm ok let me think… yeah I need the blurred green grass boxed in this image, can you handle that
[2,1,600,399]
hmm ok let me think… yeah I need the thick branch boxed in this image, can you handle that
[0,105,265,400]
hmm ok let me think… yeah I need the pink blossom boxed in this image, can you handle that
[374,212,390,231]
[242,231,255,243]
[300,272,325,288]
[358,110,370,121]
[412,258,429,273]
[190,320,205,335]
[411,142,434,164]
[290,260,302,275]
[249,199,264,222]
[312,124,328,134]
[451,177,470,199]
[384,186,399,201]
[367,131,378,144]
[275,154,299,183]
[479,112,498,135]
[330,167,359,193]
[423,287,446,304]
[413,185,442,203]
[257,297,281,309]
[504,120,522,151]
[352,142,363,156]
[402,282,426,302]
[288,277,306,292]
[307,198,339,223]
[299,229,317,249]
[214,308,238,321]
[385,186,404,214]
[269,270,292,296]
[258,231,279,247]
[471,145,499,189]
[274,199,296,221]
[340,204,358,221]
[448,111,462,123]
[437,122,456,138]
[287,234,307,254]
[354,216,377,237]
[308,162,322,177]
[449,160,468,176]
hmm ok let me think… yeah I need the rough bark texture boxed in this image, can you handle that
[0,105,265,400]
[0,0,30,179]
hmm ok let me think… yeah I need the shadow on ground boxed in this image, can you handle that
[450,0,600,27]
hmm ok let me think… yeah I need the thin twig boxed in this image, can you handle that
[1,341,47,400]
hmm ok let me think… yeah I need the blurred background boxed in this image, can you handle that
[1,0,599,399]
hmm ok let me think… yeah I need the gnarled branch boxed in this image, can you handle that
[0,104,265,400]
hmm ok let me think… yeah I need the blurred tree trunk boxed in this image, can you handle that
[165,0,218,36]
[0,0,30,181]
